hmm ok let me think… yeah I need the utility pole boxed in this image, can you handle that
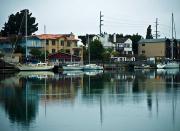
[171,13,174,60]
[100,11,104,36]
[154,18,159,39]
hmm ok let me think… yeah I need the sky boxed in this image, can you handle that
[0,0,180,38]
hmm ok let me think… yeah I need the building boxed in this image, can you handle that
[0,33,83,63]
[138,39,180,60]
[112,35,135,62]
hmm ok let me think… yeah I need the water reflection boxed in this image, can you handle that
[0,69,179,131]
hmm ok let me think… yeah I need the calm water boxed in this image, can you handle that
[0,69,180,131]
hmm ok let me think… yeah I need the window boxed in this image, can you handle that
[61,40,64,46]
[74,42,77,47]
[46,40,49,45]
[52,49,56,53]
[142,43,145,46]
[67,41,71,47]
[142,50,145,54]
[52,40,55,45]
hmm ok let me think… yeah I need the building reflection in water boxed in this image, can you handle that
[0,69,179,129]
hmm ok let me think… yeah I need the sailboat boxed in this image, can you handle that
[62,54,83,70]
[16,10,54,71]
[157,13,179,69]
[83,34,104,70]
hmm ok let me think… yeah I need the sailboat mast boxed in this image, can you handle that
[88,34,90,64]
[171,13,174,60]
[44,25,46,62]
[25,9,28,59]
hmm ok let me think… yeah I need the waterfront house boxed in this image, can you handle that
[0,37,13,54]
[21,33,83,63]
[112,36,135,62]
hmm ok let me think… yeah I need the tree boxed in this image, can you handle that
[30,48,42,58]
[0,9,38,54]
[89,40,104,61]
[1,9,38,37]
[146,25,153,39]
[130,33,143,55]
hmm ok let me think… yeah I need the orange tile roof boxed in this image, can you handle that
[36,34,65,40]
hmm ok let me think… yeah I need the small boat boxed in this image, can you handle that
[16,62,54,71]
[134,64,151,69]
[157,62,179,69]
[62,64,83,70]
[83,64,103,70]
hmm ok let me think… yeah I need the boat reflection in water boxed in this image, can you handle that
[0,69,180,131]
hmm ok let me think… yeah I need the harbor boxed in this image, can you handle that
[1,0,180,131]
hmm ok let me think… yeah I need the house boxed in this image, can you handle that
[138,38,180,60]
[98,33,114,49]
[112,35,135,62]
[0,37,13,54]
[0,33,83,63]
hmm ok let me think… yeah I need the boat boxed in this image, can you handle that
[62,64,83,70]
[83,35,103,70]
[16,10,54,71]
[156,13,179,69]
[16,62,54,71]
[83,64,103,70]
[157,61,179,69]
[134,64,151,69]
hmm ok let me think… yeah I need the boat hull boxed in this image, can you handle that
[157,62,179,69]
[16,65,54,71]
[83,64,103,70]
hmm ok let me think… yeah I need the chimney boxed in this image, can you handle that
[113,33,116,43]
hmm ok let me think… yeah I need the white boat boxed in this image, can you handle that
[134,64,151,69]
[157,14,179,69]
[62,64,83,70]
[83,64,103,70]
[157,62,179,69]
[83,35,103,70]
[16,62,54,71]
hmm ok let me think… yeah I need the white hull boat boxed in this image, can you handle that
[83,64,103,70]
[62,64,83,70]
[157,62,179,69]
[16,62,54,71]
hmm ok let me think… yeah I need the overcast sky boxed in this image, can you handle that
[0,0,180,38]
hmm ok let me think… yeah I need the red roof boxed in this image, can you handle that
[36,34,64,40]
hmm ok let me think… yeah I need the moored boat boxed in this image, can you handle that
[16,62,54,71]
[62,64,83,70]
[83,64,103,70]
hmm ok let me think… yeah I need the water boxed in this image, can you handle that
[0,69,180,131]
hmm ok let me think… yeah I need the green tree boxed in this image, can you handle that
[130,33,143,55]
[30,48,42,58]
[89,40,104,61]
[1,9,38,36]
[111,51,120,57]
[146,25,153,39]
[0,9,38,54]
